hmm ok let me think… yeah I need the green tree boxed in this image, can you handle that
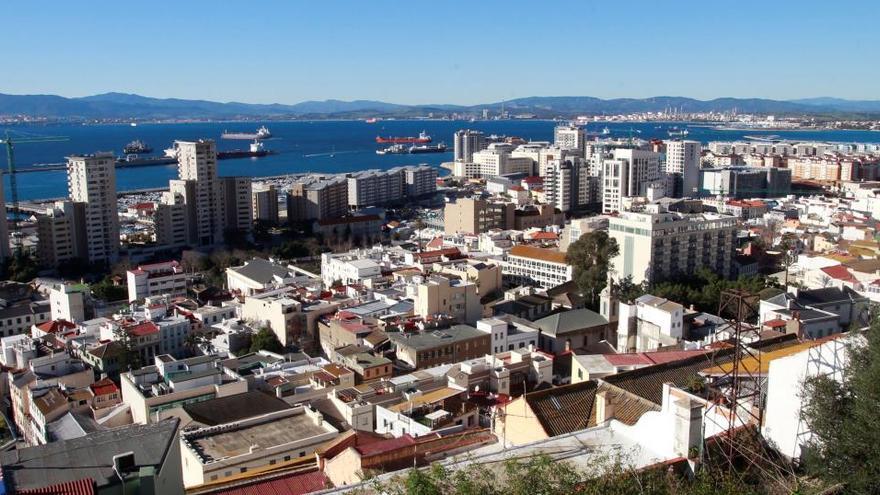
[566,231,619,310]
[613,275,648,304]
[91,277,128,302]
[249,327,284,354]
[4,253,39,282]
[802,313,880,494]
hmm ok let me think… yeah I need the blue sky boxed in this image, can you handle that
[5,0,878,105]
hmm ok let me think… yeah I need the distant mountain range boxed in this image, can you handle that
[2,92,880,120]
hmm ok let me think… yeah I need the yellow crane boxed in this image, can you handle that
[0,131,69,252]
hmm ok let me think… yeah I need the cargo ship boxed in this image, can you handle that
[217,140,275,159]
[408,143,447,154]
[375,130,432,144]
[221,125,272,140]
[376,144,408,155]
[123,140,153,154]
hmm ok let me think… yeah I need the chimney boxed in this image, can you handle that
[595,389,615,423]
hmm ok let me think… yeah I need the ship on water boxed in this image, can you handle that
[375,130,432,144]
[164,140,274,160]
[408,143,447,154]
[376,144,408,155]
[221,125,272,140]
[667,127,689,137]
[123,140,153,154]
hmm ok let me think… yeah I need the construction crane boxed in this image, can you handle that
[0,131,69,253]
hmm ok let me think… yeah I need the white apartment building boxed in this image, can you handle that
[504,245,573,290]
[153,191,189,248]
[608,204,737,285]
[126,260,188,302]
[348,169,404,207]
[175,140,225,246]
[48,284,85,323]
[66,153,119,263]
[544,159,592,212]
[453,129,486,162]
[404,165,438,197]
[286,176,349,222]
[616,294,685,353]
[602,148,662,213]
[664,140,701,198]
[554,124,587,157]
[36,200,86,267]
[240,287,303,347]
[455,144,534,179]
[320,250,383,288]
[252,184,279,224]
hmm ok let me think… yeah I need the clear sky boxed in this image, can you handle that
[5,0,879,105]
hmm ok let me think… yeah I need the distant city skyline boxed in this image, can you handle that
[5,0,880,105]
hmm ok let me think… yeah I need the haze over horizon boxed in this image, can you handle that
[5,0,880,105]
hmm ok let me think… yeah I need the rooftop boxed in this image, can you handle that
[534,308,608,337]
[182,391,290,426]
[388,325,486,351]
[0,419,179,492]
[508,245,568,264]
[228,258,293,285]
[185,410,333,464]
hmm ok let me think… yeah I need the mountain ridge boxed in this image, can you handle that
[1,92,879,119]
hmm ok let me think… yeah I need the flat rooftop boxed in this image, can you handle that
[188,412,329,462]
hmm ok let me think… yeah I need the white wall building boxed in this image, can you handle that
[127,260,188,302]
[602,148,662,214]
[66,153,119,263]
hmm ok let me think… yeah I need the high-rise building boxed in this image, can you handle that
[700,166,792,198]
[608,202,737,285]
[443,198,515,235]
[252,184,279,224]
[153,191,189,248]
[455,144,535,179]
[664,140,701,198]
[220,176,253,232]
[66,153,119,264]
[403,165,438,198]
[0,170,9,260]
[453,129,486,163]
[287,176,349,222]
[544,158,594,212]
[554,124,587,157]
[36,200,87,267]
[175,140,224,245]
[347,169,404,207]
[601,149,662,214]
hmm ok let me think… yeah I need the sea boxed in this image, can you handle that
[1,120,879,201]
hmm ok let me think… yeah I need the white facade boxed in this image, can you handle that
[66,153,119,263]
[608,206,737,285]
[616,295,684,353]
[602,148,662,214]
[503,246,573,290]
[127,260,188,302]
[664,140,701,197]
[48,284,85,323]
[321,252,383,288]
[348,169,404,207]
[176,140,225,246]
[453,129,486,163]
[554,125,586,157]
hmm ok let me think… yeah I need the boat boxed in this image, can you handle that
[116,155,177,167]
[217,140,275,159]
[130,122,137,127]
[376,144,408,155]
[601,127,611,135]
[743,135,781,142]
[375,130,432,144]
[123,140,153,155]
[365,118,378,124]
[408,143,447,154]
[221,125,272,140]
[163,143,179,159]
[668,128,689,137]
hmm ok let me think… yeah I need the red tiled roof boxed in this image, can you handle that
[208,470,328,495]
[522,176,543,184]
[763,318,788,328]
[126,321,159,337]
[605,350,708,366]
[425,237,445,249]
[413,247,461,260]
[17,478,96,495]
[89,378,118,396]
[36,319,76,334]
[820,265,856,282]
[355,434,417,456]
[130,202,154,210]
[530,231,558,240]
